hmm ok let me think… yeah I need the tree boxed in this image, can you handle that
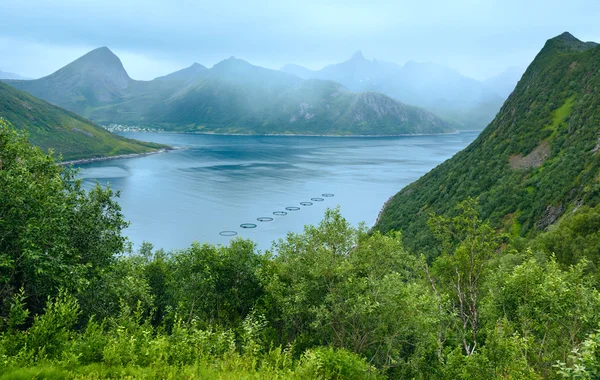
[428,198,501,356]
[263,207,440,376]
[0,119,128,321]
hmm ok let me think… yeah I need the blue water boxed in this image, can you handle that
[76,132,479,251]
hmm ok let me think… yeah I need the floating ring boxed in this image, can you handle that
[285,207,300,211]
[273,211,288,216]
[240,223,257,229]
[322,193,335,197]
[300,202,313,206]
[257,217,273,222]
[311,197,324,201]
[219,231,238,236]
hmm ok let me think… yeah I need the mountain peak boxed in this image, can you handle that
[553,31,577,42]
[541,32,598,56]
[35,46,133,102]
[155,62,207,82]
[351,50,365,60]
[64,46,129,78]
[212,56,253,71]
[80,46,120,63]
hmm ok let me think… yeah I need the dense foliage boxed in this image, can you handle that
[375,32,600,256]
[0,83,164,161]
[2,119,600,379]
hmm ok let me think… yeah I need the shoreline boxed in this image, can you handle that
[115,129,482,138]
[59,148,171,166]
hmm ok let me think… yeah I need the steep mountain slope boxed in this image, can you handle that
[281,52,506,130]
[6,50,452,135]
[375,32,600,254]
[0,82,164,161]
[6,47,133,115]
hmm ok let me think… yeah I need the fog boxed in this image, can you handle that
[1,0,599,80]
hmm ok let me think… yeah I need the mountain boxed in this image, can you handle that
[0,70,30,80]
[281,52,505,130]
[5,47,133,115]
[483,66,526,98]
[279,63,314,79]
[0,81,164,161]
[374,32,600,255]
[154,62,207,83]
[6,50,453,136]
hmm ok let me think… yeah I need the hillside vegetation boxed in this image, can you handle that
[5,49,453,136]
[0,82,165,160]
[376,32,600,257]
[2,118,600,378]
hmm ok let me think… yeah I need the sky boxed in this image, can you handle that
[1,0,599,81]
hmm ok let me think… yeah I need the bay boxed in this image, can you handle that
[76,131,479,251]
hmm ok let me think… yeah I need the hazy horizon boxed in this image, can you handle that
[1,0,599,81]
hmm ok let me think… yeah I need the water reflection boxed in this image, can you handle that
[77,132,479,251]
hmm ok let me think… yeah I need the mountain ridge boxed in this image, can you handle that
[374,32,600,255]
[281,52,506,130]
[5,49,453,136]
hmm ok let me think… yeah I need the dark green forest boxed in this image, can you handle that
[376,33,600,258]
[2,118,600,379]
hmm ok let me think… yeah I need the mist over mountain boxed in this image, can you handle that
[5,48,453,135]
[483,66,526,98]
[281,52,515,130]
[376,32,600,252]
[0,70,31,80]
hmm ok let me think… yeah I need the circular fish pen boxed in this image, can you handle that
[257,217,274,222]
[285,206,301,211]
[240,223,257,229]
[273,211,288,216]
[322,193,335,197]
[219,231,238,236]
[311,197,324,202]
[300,202,313,206]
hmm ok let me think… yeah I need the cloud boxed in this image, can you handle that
[1,0,599,80]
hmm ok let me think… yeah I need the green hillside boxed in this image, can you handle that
[375,32,600,255]
[6,50,453,136]
[138,76,451,135]
[0,82,165,161]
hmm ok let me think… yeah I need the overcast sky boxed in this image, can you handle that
[1,0,599,81]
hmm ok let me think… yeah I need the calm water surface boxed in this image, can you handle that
[77,132,479,251]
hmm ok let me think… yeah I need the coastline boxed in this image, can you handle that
[59,148,171,166]
[183,131,461,138]
[115,129,481,138]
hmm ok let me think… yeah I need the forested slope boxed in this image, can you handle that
[376,32,600,255]
[0,82,164,160]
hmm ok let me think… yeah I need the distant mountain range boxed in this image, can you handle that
[375,32,600,253]
[0,70,30,80]
[0,81,164,161]
[281,52,523,130]
[482,66,526,98]
[4,48,452,136]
